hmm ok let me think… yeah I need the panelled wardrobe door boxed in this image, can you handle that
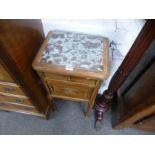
[112,26,155,131]
[0,19,52,118]
[110,20,155,131]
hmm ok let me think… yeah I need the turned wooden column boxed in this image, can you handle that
[95,20,155,129]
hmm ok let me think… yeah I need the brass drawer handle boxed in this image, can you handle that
[67,76,71,81]
[14,99,23,103]
[3,87,15,93]
[50,86,54,92]
[63,88,79,94]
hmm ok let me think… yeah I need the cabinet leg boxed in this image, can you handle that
[85,100,95,117]
[49,96,57,111]
[51,100,57,111]
[95,90,113,130]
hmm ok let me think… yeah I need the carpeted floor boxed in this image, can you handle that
[0,99,153,135]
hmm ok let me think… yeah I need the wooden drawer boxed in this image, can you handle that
[44,72,68,81]
[0,63,14,82]
[0,93,33,107]
[0,101,40,115]
[0,82,27,98]
[44,72,96,86]
[47,79,93,101]
[70,76,96,86]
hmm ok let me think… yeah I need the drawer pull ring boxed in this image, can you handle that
[15,99,22,103]
[4,87,15,93]
[67,76,71,81]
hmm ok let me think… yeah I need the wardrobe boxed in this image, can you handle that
[0,19,53,118]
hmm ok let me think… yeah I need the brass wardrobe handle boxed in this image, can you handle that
[4,87,15,93]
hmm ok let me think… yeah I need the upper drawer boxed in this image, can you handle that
[0,63,14,82]
[44,72,96,86]
[0,82,27,98]
[44,72,68,81]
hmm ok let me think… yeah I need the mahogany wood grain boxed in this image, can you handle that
[113,59,155,129]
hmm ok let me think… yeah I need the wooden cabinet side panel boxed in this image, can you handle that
[0,20,51,114]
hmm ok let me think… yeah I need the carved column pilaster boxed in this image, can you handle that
[95,90,113,129]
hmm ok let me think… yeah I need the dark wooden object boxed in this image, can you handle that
[95,20,155,129]
[0,19,52,118]
[114,60,155,130]
[132,114,155,132]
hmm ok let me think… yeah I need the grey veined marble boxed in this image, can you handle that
[40,30,104,72]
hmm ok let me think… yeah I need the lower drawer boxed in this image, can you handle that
[47,79,93,101]
[0,101,40,116]
[0,94,33,107]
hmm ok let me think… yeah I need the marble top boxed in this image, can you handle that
[40,30,104,72]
